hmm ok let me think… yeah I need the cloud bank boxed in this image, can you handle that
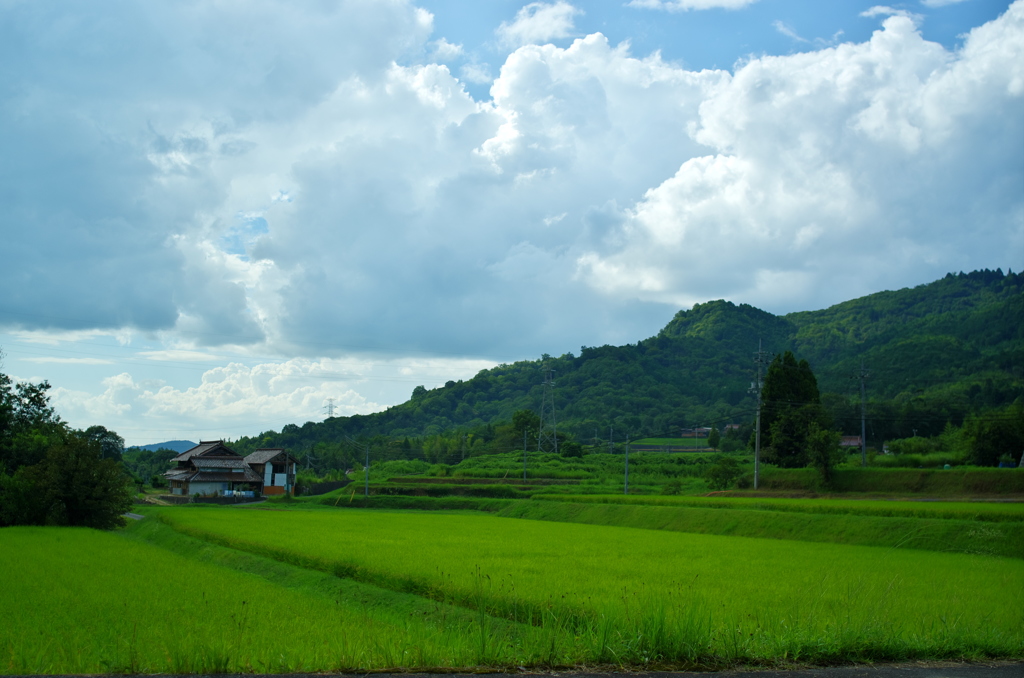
[1,0,1022,442]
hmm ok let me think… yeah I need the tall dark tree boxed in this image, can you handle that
[707,425,721,451]
[759,351,833,467]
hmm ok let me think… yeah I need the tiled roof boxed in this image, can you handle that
[192,456,250,469]
[244,448,292,464]
[172,440,239,462]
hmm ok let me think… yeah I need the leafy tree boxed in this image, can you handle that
[25,434,134,528]
[1,359,62,473]
[559,440,583,458]
[0,355,134,529]
[512,409,540,442]
[707,425,720,451]
[806,423,842,486]
[0,469,45,526]
[83,425,125,461]
[963,402,1024,466]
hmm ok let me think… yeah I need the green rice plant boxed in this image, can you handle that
[0,525,578,674]
[495,500,1024,558]
[154,506,1024,664]
[757,467,1024,495]
[530,494,1024,522]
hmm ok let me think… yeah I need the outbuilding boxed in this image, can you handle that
[244,448,298,496]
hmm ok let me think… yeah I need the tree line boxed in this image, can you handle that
[0,356,133,529]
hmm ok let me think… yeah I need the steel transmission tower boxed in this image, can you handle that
[536,367,558,454]
[750,340,771,490]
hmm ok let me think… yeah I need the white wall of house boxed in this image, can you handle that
[188,481,227,496]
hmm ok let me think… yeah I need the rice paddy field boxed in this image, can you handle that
[2,500,1022,673]
[532,494,1024,522]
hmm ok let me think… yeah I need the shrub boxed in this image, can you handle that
[661,478,683,495]
[705,455,742,490]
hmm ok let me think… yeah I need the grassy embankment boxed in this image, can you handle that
[147,507,1022,667]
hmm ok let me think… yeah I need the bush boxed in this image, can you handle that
[705,455,742,491]
[428,463,452,477]
[661,478,683,495]
[872,453,962,468]
[886,436,936,456]
[150,474,166,488]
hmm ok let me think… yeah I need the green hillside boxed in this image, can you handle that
[234,270,1022,463]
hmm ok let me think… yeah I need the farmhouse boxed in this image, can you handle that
[165,440,295,497]
[244,448,298,496]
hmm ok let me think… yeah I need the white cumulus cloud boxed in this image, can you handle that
[576,7,1024,310]
[496,2,582,48]
[628,0,759,11]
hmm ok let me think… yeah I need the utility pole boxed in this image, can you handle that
[523,428,529,481]
[858,360,869,467]
[624,437,630,495]
[364,444,369,497]
[750,340,770,490]
[609,426,613,455]
[537,367,558,454]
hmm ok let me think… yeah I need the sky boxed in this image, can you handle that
[0,0,1021,446]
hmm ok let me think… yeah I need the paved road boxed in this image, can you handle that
[20,661,1022,678]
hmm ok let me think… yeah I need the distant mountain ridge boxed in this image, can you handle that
[129,440,196,454]
[234,269,1021,455]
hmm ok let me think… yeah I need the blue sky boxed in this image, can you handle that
[0,0,1020,445]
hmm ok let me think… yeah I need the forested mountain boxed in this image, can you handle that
[234,270,1022,461]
